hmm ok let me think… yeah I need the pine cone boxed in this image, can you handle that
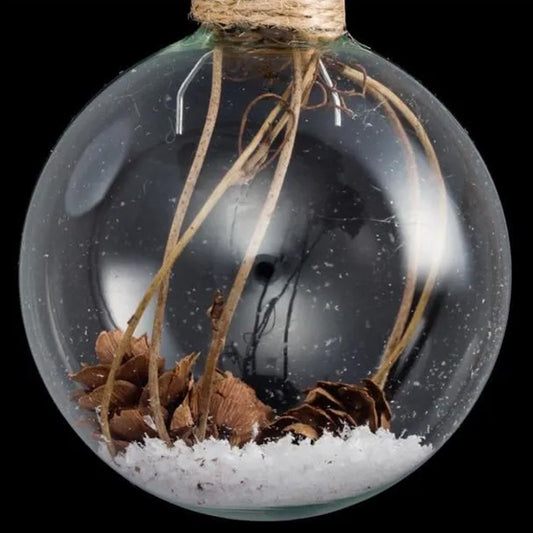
[104,350,199,444]
[256,379,391,444]
[71,331,273,449]
[206,371,273,445]
[171,370,274,446]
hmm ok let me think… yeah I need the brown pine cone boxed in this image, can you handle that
[70,331,273,449]
[171,370,274,447]
[256,379,392,444]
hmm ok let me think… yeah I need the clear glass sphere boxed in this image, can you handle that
[20,30,511,521]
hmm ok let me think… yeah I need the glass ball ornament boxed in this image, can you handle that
[20,8,511,522]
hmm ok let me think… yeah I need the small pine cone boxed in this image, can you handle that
[256,378,392,444]
[171,370,274,447]
[204,371,274,446]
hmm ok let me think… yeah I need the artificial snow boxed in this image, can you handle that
[107,427,432,508]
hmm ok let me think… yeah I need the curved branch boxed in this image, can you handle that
[149,47,224,444]
[337,62,447,389]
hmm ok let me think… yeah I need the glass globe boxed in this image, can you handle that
[20,28,511,521]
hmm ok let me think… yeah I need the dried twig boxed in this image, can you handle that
[148,47,224,444]
[303,80,328,110]
[334,62,447,388]
[358,80,420,385]
[196,49,308,441]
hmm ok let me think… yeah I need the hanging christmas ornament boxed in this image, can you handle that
[20,0,511,521]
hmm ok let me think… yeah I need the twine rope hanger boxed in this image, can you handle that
[191,0,347,42]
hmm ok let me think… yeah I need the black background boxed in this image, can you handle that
[9,1,525,528]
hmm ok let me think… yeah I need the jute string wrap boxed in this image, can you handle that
[191,0,346,42]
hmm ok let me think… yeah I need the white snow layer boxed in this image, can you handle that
[109,427,432,508]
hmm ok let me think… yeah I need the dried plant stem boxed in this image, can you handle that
[363,87,420,381]
[147,47,224,444]
[196,50,307,441]
[338,63,447,389]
